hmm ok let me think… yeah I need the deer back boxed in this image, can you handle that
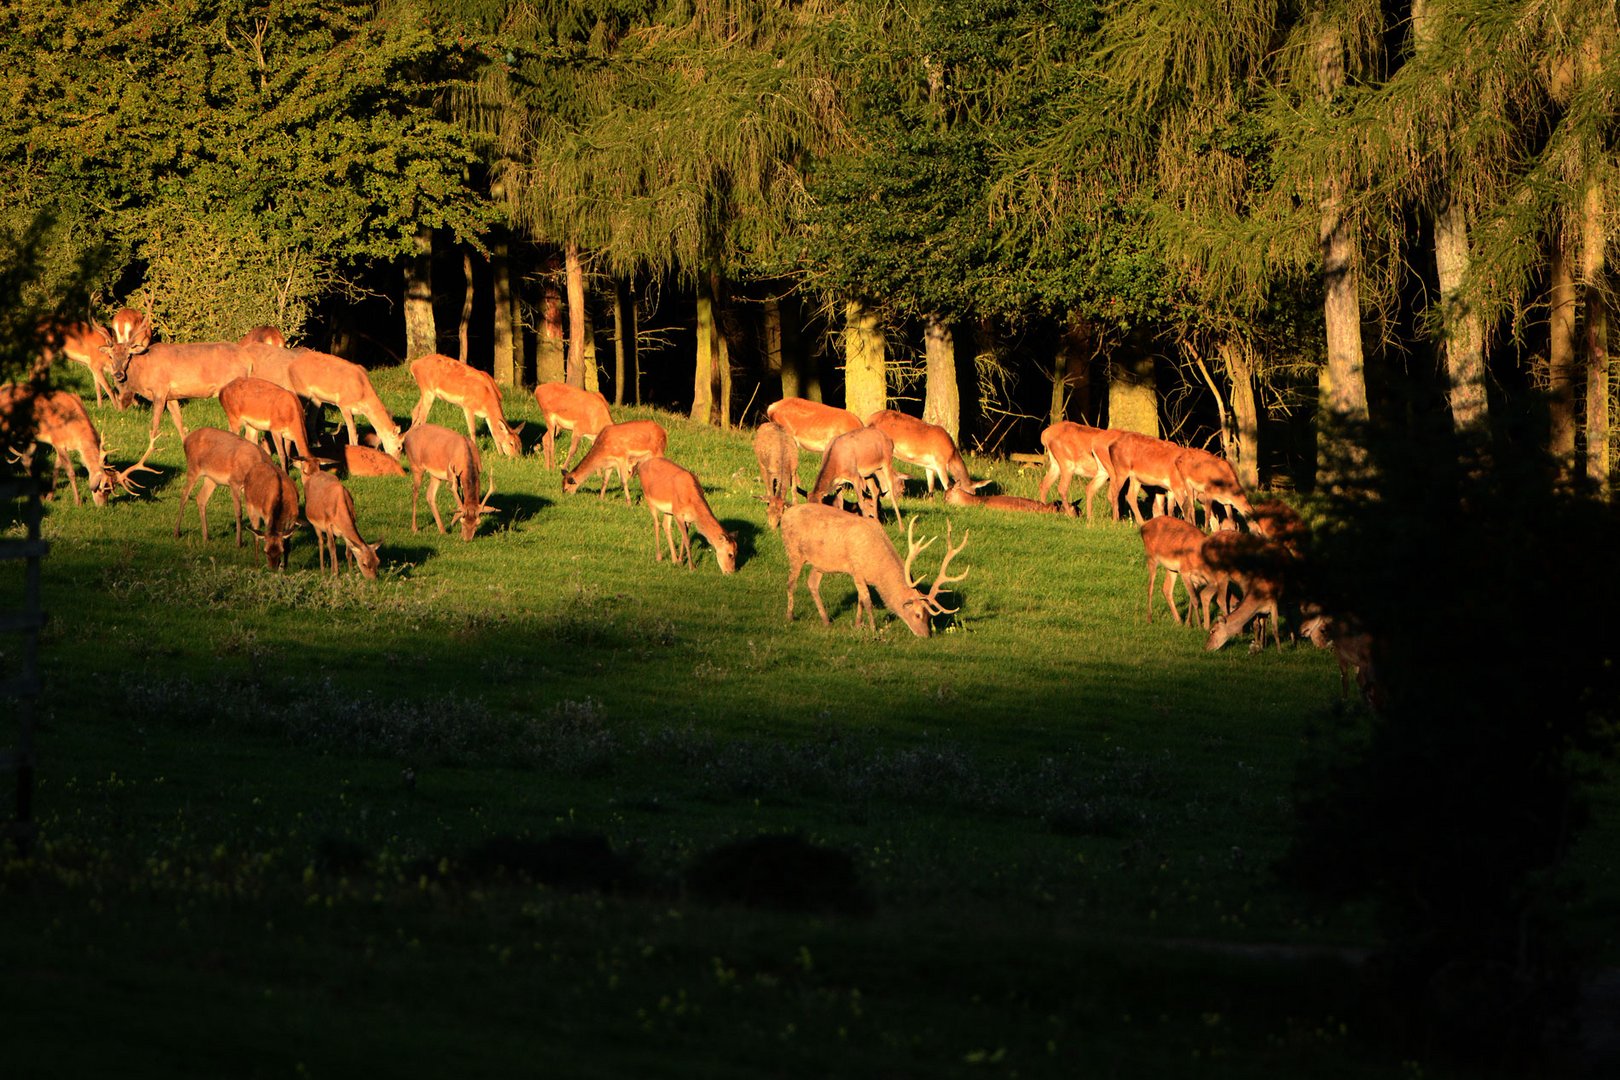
[811,426,895,501]
[533,382,611,435]
[767,397,862,453]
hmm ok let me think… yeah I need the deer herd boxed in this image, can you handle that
[1,309,1377,698]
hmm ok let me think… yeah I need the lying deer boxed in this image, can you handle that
[781,506,968,638]
[409,353,525,461]
[1037,422,1118,521]
[0,385,156,506]
[341,443,407,478]
[633,456,738,573]
[754,421,799,528]
[303,471,382,579]
[810,426,904,522]
[219,376,317,471]
[765,397,862,454]
[533,382,612,470]
[401,423,496,541]
[174,427,300,570]
[560,420,667,505]
[944,484,1075,516]
[865,409,982,493]
[1139,516,1213,627]
[287,348,403,456]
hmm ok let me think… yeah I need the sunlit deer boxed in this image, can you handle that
[36,317,119,406]
[0,385,156,506]
[173,426,300,570]
[239,326,286,347]
[341,443,407,478]
[219,376,316,470]
[944,484,1075,516]
[533,382,611,470]
[401,423,496,541]
[108,303,154,372]
[1139,516,1214,627]
[1175,447,1252,528]
[1105,432,1190,524]
[633,456,738,574]
[560,419,667,505]
[810,426,904,522]
[118,343,258,442]
[409,353,525,461]
[765,397,862,454]
[754,421,799,528]
[287,348,403,456]
[303,471,382,579]
[1202,532,1293,653]
[865,409,982,493]
[1037,421,1118,522]
[781,506,969,638]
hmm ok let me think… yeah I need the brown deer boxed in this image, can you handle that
[341,443,407,478]
[303,471,382,579]
[219,376,317,470]
[864,409,982,493]
[36,318,120,406]
[1037,422,1119,521]
[533,382,612,470]
[287,349,403,456]
[560,420,667,505]
[401,423,496,541]
[809,426,905,522]
[944,484,1075,516]
[409,353,525,460]
[108,303,154,371]
[765,397,863,454]
[781,506,969,637]
[1175,447,1252,528]
[1248,499,1309,556]
[0,385,156,506]
[1139,516,1214,627]
[173,427,300,570]
[1202,532,1294,652]
[117,343,258,442]
[633,456,738,573]
[753,420,799,528]
[1105,432,1190,524]
[239,326,286,347]
[1299,610,1382,709]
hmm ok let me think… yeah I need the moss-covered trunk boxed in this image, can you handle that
[843,300,885,422]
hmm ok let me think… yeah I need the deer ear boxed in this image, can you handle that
[509,421,526,436]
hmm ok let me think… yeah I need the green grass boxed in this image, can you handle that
[2,365,1613,1078]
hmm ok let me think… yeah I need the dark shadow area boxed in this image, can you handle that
[492,491,551,528]
[721,517,764,565]
[686,833,871,916]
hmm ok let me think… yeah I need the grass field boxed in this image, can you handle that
[2,365,1615,1078]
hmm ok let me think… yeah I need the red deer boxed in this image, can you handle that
[36,318,120,406]
[239,326,286,347]
[303,471,382,579]
[219,376,316,470]
[341,443,407,478]
[533,382,612,470]
[765,397,862,454]
[1106,432,1190,524]
[0,385,155,506]
[409,353,524,460]
[173,427,300,570]
[864,409,981,493]
[1037,422,1119,521]
[753,421,799,528]
[117,343,258,442]
[809,426,904,522]
[781,506,969,638]
[633,456,738,573]
[1300,611,1382,709]
[1139,516,1214,627]
[1175,447,1252,528]
[401,423,496,541]
[1202,532,1293,652]
[944,485,1075,516]
[1248,499,1309,556]
[287,349,403,456]
[560,420,667,505]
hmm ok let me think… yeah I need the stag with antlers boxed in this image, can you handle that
[0,385,157,506]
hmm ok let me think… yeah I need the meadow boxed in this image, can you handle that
[2,365,1615,1078]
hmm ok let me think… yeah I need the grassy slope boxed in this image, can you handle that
[2,365,1613,1078]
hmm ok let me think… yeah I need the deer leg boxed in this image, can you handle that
[1145,561,1159,623]
[231,485,246,547]
[195,478,219,542]
[853,578,874,632]
[426,476,447,533]
[1165,569,1185,624]
[410,390,434,429]
[58,450,83,506]
[1084,472,1108,525]
[806,568,832,625]
[678,520,694,569]
[175,472,199,537]
[562,430,583,472]
[620,465,635,507]
[409,471,424,532]
[785,557,805,622]
[163,398,187,442]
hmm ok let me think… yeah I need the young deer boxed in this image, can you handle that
[633,456,738,574]
[765,397,863,454]
[409,353,525,461]
[117,342,258,442]
[1105,432,1190,525]
[754,421,799,527]
[1036,422,1118,522]
[560,420,667,505]
[173,427,300,570]
[944,484,1075,516]
[303,471,382,579]
[1175,447,1252,528]
[781,506,968,638]
[401,423,496,541]
[1139,516,1214,627]
[864,409,981,493]
[219,376,317,470]
[809,426,904,523]
[0,385,156,506]
[533,382,612,470]
[36,317,120,406]
[287,348,403,456]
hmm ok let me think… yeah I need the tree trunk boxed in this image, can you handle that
[714,270,732,429]
[765,297,793,400]
[843,299,886,421]
[565,242,586,389]
[583,302,600,395]
[404,225,436,362]
[923,313,960,441]
[1108,350,1157,436]
[1219,337,1261,491]
[458,251,474,364]
[692,272,718,424]
[1051,315,1094,426]
[1548,239,1578,469]
[1588,293,1611,493]
[538,252,565,385]
[492,227,518,388]
[613,278,631,407]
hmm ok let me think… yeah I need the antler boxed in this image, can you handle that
[921,520,970,615]
[110,433,161,495]
[475,469,497,515]
[901,516,936,589]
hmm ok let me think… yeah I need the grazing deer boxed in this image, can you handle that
[341,443,407,478]
[765,397,863,454]
[864,409,982,493]
[239,326,286,347]
[753,421,799,528]
[401,423,496,541]
[409,353,525,461]
[287,348,403,456]
[560,419,668,505]
[810,426,905,522]
[36,318,120,406]
[1105,432,1190,525]
[173,427,300,570]
[219,376,316,470]
[303,471,382,580]
[117,343,258,442]
[781,506,969,638]
[1139,516,1214,627]
[533,382,612,470]
[1202,532,1293,652]
[1175,447,1252,528]
[0,385,156,506]
[633,456,738,573]
[1248,499,1309,556]
[944,484,1075,516]
[1037,422,1118,521]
